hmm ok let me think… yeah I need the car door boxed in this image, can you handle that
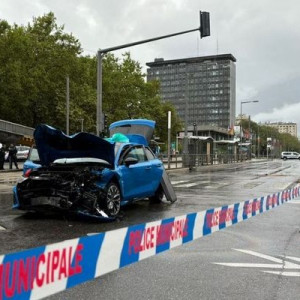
[117,145,153,200]
[144,146,164,193]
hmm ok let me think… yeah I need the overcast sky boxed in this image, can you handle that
[1,0,300,133]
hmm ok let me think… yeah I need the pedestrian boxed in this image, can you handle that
[0,143,5,170]
[8,144,19,169]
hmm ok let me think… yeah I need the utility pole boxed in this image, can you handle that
[183,74,190,168]
[167,111,171,169]
[66,76,70,135]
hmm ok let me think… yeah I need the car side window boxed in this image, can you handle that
[124,146,147,163]
[145,147,155,160]
[29,148,40,162]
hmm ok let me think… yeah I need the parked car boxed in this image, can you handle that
[13,120,176,219]
[4,145,30,161]
[281,151,300,160]
[23,146,41,177]
[16,145,30,161]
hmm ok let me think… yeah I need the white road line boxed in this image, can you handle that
[176,183,199,188]
[171,180,190,184]
[233,248,283,263]
[0,225,6,231]
[214,250,300,277]
[280,255,300,262]
[214,263,283,268]
[213,263,300,269]
[287,200,300,204]
[263,271,300,277]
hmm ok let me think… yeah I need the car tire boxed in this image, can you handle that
[149,184,164,203]
[103,182,121,217]
[283,157,287,160]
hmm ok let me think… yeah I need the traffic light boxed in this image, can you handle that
[200,11,210,38]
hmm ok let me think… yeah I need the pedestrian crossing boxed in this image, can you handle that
[171,179,230,189]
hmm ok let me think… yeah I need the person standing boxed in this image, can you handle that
[0,143,5,170]
[8,144,19,169]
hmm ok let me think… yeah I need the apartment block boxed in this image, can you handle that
[146,54,236,130]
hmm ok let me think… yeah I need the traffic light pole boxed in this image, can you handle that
[96,11,210,135]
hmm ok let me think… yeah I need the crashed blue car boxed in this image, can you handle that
[13,119,176,219]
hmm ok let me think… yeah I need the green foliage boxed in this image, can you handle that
[0,13,182,144]
[241,119,300,155]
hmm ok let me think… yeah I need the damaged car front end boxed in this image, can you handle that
[13,124,119,220]
[13,120,176,221]
[13,158,118,220]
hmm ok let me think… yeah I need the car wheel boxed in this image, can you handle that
[283,157,287,160]
[149,184,164,203]
[103,182,121,216]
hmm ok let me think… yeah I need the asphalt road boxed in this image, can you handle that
[0,159,300,299]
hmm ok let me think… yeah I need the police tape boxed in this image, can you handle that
[0,184,299,300]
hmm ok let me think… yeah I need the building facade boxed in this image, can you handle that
[265,122,297,137]
[146,54,236,130]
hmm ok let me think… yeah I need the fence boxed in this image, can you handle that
[160,153,269,169]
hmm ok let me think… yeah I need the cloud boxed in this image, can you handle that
[1,0,300,132]
[253,102,300,136]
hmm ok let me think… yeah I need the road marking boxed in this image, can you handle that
[287,200,300,204]
[263,271,300,277]
[233,248,282,263]
[0,225,6,231]
[176,183,199,188]
[171,180,190,184]
[214,263,300,269]
[213,249,300,277]
[280,255,300,262]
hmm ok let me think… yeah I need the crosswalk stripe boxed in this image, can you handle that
[171,180,190,184]
[176,183,199,188]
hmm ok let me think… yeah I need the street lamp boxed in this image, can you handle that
[240,100,259,142]
[240,100,259,159]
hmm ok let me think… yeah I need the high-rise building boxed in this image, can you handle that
[146,54,236,130]
[265,122,297,137]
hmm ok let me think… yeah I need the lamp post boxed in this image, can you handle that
[240,100,259,158]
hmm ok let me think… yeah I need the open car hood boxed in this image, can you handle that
[109,119,155,146]
[34,124,115,167]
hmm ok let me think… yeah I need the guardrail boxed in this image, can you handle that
[0,184,299,299]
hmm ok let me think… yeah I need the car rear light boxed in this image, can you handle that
[24,169,32,178]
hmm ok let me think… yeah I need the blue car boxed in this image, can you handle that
[13,119,174,219]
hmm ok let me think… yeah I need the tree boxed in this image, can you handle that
[242,119,300,156]
[0,13,182,145]
[0,13,82,128]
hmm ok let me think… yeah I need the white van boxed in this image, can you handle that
[281,151,300,160]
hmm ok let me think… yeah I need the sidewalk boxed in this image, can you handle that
[0,161,24,173]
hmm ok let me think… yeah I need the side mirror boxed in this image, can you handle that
[124,157,138,167]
